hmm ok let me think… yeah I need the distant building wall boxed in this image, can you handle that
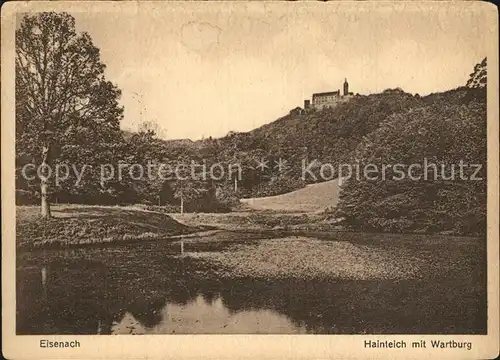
[303,79,353,111]
[312,90,341,110]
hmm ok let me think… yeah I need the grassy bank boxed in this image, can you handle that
[16,204,336,250]
[169,211,340,231]
[16,205,206,250]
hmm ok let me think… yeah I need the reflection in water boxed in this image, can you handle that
[111,294,306,334]
[17,232,316,334]
[16,231,486,334]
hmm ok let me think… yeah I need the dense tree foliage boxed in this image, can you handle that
[16,12,124,216]
[334,59,487,235]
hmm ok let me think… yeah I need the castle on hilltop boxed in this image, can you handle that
[288,78,355,116]
[305,78,354,111]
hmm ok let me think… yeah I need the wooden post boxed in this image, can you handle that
[180,190,184,214]
[180,239,184,254]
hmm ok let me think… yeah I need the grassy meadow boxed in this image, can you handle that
[240,179,341,212]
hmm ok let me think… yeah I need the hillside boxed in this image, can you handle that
[153,88,425,199]
[240,178,341,212]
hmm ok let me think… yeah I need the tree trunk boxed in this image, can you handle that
[40,178,51,218]
[40,146,51,219]
[41,266,48,301]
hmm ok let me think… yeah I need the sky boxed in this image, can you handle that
[69,2,492,140]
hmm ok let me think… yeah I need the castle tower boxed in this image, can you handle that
[343,78,349,96]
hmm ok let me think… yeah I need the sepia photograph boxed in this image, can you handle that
[2,1,499,359]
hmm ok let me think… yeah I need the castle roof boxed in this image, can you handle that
[312,90,340,98]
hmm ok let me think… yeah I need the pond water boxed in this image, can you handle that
[16,231,486,334]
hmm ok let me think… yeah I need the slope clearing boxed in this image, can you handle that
[240,178,341,212]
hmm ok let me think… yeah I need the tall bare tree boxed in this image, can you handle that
[16,12,123,218]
